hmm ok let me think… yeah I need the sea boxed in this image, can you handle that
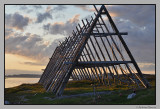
[5,77,40,88]
[5,77,73,88]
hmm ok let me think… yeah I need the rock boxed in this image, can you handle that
[34,93,37,96]
[97,95,101,99]
[119,93,122,96]
[23,99,29,102]
[43,97,53,100]
[20,95,26,100]
[5,101,10,104]
[127,93,136,99]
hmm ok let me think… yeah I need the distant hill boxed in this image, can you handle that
[5,74,41,78]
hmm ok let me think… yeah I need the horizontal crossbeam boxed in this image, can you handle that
[82,32,128,37]
[65,61,132,68]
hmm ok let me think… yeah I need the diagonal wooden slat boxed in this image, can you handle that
[39,5,150,96]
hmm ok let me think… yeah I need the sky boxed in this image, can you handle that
[5,5,155,75]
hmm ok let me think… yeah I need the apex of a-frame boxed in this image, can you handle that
[39,5,151,97]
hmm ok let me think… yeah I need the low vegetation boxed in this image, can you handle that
[4,74,155,105]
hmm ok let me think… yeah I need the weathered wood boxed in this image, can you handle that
[83,20,104,83]
[39,5,150,96]
[94,6,146,87]
[55,6,106,96]
[82,50,97,80]
[104,5,150,88]
[80,54,92,80]
[54,31,89,94]
[82,32,128,37]
[46,27,85,92]
[93,14,132,84]
[50,28,87,92]
[65,61,132,65]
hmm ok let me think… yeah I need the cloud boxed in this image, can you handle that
[41,5,155,65]
[75,5,95,12]
[23,62,46,66]
[75,5,155,66]
[32,5,42,9]
[108,5,155,27]
[5,69,42,75]
[51,5,67,20]
[5,32,47,60]
[36,6,53,23]
[36,12,52,23]
[5,5,155,74]
[19,5,28,10]
[53,5,67,11]
[46,6,52,12]
[112,15,155,64]
[17,5,43,13]
[92,5,155,64]
[5,32,64,62]
[43,14,80,35]
[138,63,155,71]
[43,38,65,57]
[5,13,30,31]
[69,14,80,23]
[5,28,14,39]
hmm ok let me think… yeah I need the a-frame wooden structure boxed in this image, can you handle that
[39,5,150,96]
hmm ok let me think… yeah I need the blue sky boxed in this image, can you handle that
[5,5,155,75]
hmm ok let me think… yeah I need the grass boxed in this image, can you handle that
[4,75,156,105]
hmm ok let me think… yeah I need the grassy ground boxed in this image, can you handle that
[4,74,155,105]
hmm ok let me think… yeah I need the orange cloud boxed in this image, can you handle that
[110,12,118,17]
[46,6,52,12]
[53,22,65,25]
[69,14,80,23]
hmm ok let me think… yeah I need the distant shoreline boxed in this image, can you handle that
[5,77,40,78]
[5,74,41,78]
[5,73,155,79]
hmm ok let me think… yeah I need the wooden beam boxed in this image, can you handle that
[65,61,132,67]
[82,32,128,37]
[102,5,150,88]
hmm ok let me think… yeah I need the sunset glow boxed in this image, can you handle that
[5,5,155,76]
[5,53,45,71]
